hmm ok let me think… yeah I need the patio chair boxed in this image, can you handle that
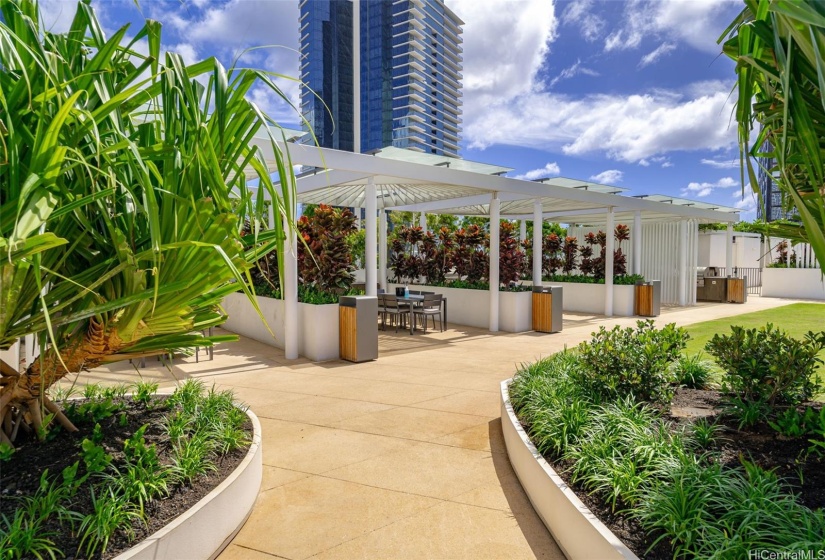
[413,294,443,333]
[380,294,411,332]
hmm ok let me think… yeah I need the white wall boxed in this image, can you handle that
[698,232,762,269]
[762,268,825,300]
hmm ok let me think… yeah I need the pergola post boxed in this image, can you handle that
[489,193,500,332]
[379,209,388,292]
[519,220,527,245]
[365,177,377,296]
[283,206,299,360]
[419,212,427,233]
[678,219,688,306]
[605,207,615,317]
[726,223,733,276]
[532,200,542,286]
[633,210,642,276]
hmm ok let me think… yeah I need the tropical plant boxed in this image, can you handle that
[721,0,825,272]
[0,0,297,445]
[498,221,526,286]
[296,204,357,292]
[705,324,825,408]
[576,321,688,404]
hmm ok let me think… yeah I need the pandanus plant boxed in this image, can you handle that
[0,0,297,444]
[721,0,825,272]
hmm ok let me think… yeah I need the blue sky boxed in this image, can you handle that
[40,0,757,219]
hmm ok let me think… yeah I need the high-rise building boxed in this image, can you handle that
[299,0,463,157]
[756,139,795,221]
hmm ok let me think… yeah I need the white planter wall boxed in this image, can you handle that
[500,380,638,560]
[762,268,825,300]
[387,284,531,332]
[546,282,635,317]
[500,291,532,333]
[222,293,340,361]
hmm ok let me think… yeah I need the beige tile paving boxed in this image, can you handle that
[232,476,440,559]
[75,296,806,560]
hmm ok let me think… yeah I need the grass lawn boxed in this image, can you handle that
[681,302,825,399]
[682,302,825,357]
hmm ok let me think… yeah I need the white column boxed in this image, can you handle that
[633,210,642,276]
[419,211,427,233]
[604,208,615,317]
[678,219,688,306]
[726,223,733,276]
[365,178,377,296]
[532,200,542,286]
[379,210,388,292]
[283,207,299,360]
[353,0,360,153]
[489,194,501,332]
[519,220,527,244]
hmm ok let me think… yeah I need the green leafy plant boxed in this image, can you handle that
[0,442,14,462]
[671,353,714,389]
[768,407,810,438]
[133,381,159,407]
[78,488,143,558]
[0,509,61,560]
[689,418,721,449]
[106,425,170,515]
[576,320,688,403]
[542,273,645,285]
[705,324,825,408]
[81,439,113,475]
[807,407,825,457]
[170,434,217,485]
[727,396,770,429]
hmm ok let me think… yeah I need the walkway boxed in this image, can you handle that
[78,296,802,560]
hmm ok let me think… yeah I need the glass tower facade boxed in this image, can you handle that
[300,0,463,157]
[756,139,795,221]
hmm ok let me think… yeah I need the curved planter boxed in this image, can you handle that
[500,380,638,560]
[115,409,263,560]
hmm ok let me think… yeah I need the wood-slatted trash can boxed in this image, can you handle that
[634,280,661,317]
[339,296,378,363]
[726,277,747,304]
[532,286,563,333]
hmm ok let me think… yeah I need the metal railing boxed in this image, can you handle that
[733,267,762,295]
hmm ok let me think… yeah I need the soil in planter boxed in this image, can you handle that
[534,388,825,560]
[0,398,251,559]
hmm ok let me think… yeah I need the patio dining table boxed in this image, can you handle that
[396,294,448,335]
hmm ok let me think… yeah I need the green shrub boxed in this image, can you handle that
[671,353,713,389]
[576,320,688,403]
[705,324,825,408]
[77,488,143,558]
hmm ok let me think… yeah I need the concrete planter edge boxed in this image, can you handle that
[500,379,638,560]
[115,408,263,560]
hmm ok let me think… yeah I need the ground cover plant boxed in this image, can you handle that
[0,381,251,559]
[509,322,825,559]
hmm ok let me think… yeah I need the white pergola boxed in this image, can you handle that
[249,135,740,358]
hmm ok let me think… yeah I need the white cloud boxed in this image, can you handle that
[38,0,84,33]
[590,170,623,184]
[605,0,739,54]
[561,0,606,42]
[732,187,757,220]
[701,158,740,169]
[465,84,737,163]
[549,59,600,88]
[681,176,737,197]
[513,162,561,180]
[639,42,676,68]
[451,1,556,123]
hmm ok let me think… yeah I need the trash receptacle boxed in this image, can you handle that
[727,277,747,304]
[339,296,378,363]
[532,286,563,333]
[634,280,661,317]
